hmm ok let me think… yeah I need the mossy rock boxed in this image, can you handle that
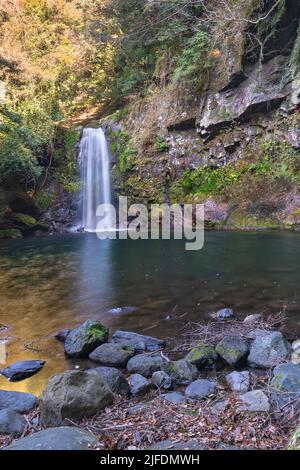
[64,320,109,358]
[286,425,300,450]
[0,228,22,239]
[185,344,218,369]
[9,213,37,229]
[162,360,198,385]
[227,209,281,231]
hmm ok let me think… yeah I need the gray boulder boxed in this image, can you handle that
[271,362,300,410]
[0,409,26,437]
[163,392,186,405]
[112,330,165,352]
[64,320,109,358]
[216,335,249,367]
[152,371,172,390]
[4,427,98,450]
[248,331,290,368]
[162,360,198,385]
[216,308,234,320]
[0,390,38,413]
[128,374,152,396]
[1,360,45,382]
[226,371,250,392]
[39,370,113,427]
[239,390,270,413]
[93,367,130,395]
[185,379,216,400]
[127,354,163,377]
[89,343,135,367]
[243,314,262,324]
[185,344,218,369]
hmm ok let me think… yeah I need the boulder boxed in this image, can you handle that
[239,390,270,413]
[127,354,164,377]
[225,371,250,393]
[216,308,234,320]
[243,314,263,324]
[0,409,26,437]
[152,371,172,390]
[4,427,98,450]
[163,391,186,405]
[39,370,113,427]
[54,329,71,343]
[216,335,249,367]
[148,439,207,450]
[128,374,152,396]
[112,330,165,352]
[64,320,109,358]
[185,379,216,400]
[162,360,198,385]
[93,367,130,395]
[1,360,45,382]
[0,390,38,413]
[89,343,135,367]
[185,344,218,369]
[271,363,300,410]
[286,425,300,450]
[248,331,290,368]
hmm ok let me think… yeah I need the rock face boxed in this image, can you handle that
[39,370,113,427]
[0,390,38,413]
[93,367,130,395]
[185,344,218,369]
[271,363,300,410]
[4,427,98,451]
[239,390,270,413]
[64,320,109,358]
[128,374,152,396]
[216,335,249,367]
[112,330,165,352]
[127,354,164,377]
[0,409,26,437]
[152,371,172,390]
[248,331,290,368]
[185,379,216,400]
[216,308,234,320]
[286,425,300,450]
[225,371,250,393]
[162,360,198,385]
[89,343,135,367]
[1,360,45,382]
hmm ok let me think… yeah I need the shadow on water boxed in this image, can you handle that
[0,231,299,394]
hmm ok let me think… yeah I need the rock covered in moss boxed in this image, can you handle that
[127,353,164,377]
[185,344,218,369]
[162,360,198,385]
[248,331,290,368]
[64,320,109,358]
[89,343,135,367]
[39,370,113,427]
[216,335,249,367]
[286,425,300,450]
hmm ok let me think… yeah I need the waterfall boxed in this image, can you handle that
[79,128,112,232]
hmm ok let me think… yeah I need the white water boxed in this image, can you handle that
[79,128,112,232]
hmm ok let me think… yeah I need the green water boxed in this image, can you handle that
[0,231,299,394]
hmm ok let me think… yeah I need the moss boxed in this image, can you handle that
[155,136,169,152]
[227,209,281,231]
[0,228,22,239]
[185,344,217,368]
[11,212,37,228]
[87,323,109,343]
[35,191,52,212]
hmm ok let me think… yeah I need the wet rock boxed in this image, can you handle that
[271,363,300,410]
[128,374,152,396]
[1,360,45,382]
[225,371,250,392]
[216,308,234,320]
[243,314,263,324]
[89,343,135,367]
[0,390,38,413]
[93,367,130,395]
[185,379,216,400]
[107,306,137,315]
[163,391,186,405]
[54,329,71,343]
[4,427,98,450]
[185,344,218,369]
[286,425,300,450]
[148,439,207,450]
[151,371,172,390]
[39,370,113,427]
[248,331,290,368]
[0,409,26,437]
[162,360,198,385]
[127,354,164,377]
[112,330,165,352]
[64,320,109,358]
[216,335,249,367]
[239,390,270,413]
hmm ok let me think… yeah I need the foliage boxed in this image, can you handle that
[155,136,169,152]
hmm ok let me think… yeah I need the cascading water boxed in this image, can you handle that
[79,128,112,232]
